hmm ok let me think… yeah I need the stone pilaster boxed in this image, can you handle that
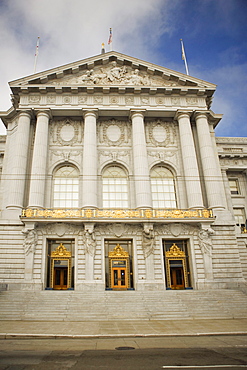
[82,110,98,208]
[4,110,32,217]
[195,112,225,210]
[130,110,152,209]
[176,112,204,209]
[28,110,51,208]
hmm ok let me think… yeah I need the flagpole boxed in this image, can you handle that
[108,28,112,51]
[34,36,40,74]
[180,39,189,75]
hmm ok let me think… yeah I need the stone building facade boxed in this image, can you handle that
[0,51,246,292]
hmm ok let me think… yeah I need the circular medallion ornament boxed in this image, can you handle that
[106,125,121,142]
[60,124,75,142]
[153,125,167,143]
[149,121,170,147]
[57,119,79,146]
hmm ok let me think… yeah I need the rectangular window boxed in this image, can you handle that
[233,208,246,226]
[228,178,240,195]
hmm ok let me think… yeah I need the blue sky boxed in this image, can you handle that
[0,0,246,137]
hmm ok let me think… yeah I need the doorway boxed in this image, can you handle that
[163,240,191,290]
[111,260,128,289]
[170,264,185,289]
[47,241,74,290]
[108,244,130,290]
[54,267,68,290]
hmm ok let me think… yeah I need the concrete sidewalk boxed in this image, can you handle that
[0,318,247,339]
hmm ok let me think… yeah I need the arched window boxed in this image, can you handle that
[151,166,177,208]
[53,166,79,208]
[102,166,128,208]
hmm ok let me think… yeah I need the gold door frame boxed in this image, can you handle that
[50,243,72,289]
[108,244,130,290]
[165,243,189,289]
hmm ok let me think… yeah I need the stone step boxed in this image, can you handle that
[0,289,247,321]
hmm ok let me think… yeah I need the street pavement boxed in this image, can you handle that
[1,320,247,369]
[0,318,247,339]
[0,336,247,369]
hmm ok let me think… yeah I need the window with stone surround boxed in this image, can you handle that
[151,166,177,208]
[53,165,79,208]
[228,178,240,195]
[233,208,246,226]
[102,165,128,208]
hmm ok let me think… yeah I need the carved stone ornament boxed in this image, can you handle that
[99,149,130,163]
[112,223,126,237]
[148,150,177,165]
[110,96,119,104]
[83,225,96,257]
[47,95,56,104]
[125,96,134,104]
[23,229,38,256]
[78,95,87,104]
[171,97,181,105]
[51,150,81,162]
[186,97,198,105]
[28,95,41,104]
[63,95,72,104]
[141,96,150,105]
[101,119,127,146]
[49,61,180,87]
[170,223,182,237]
[142,224,155,259]
[56,119,79,146]
[198,227,215,256]
[148,121,170,147]
[155,97,165,105]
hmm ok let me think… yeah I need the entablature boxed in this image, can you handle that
[21,207,214,223]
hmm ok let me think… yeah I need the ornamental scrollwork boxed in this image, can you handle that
[55,119,81,146]
[148,120,170,147]
[100,119,128,146]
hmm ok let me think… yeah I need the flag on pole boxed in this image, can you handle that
[34,36,40,73]
[108,28,112,50]
[180,39,189,75]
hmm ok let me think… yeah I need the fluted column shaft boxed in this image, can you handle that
[82,110,98,208]
[6,111,32,209]
[177,112,204,209]
[28,111,50,208]
[131,110,152,208]
[195,112,224,210]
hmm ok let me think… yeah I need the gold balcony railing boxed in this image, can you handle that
[21,208,214,220]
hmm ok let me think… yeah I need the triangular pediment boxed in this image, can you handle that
[9,51,216,93]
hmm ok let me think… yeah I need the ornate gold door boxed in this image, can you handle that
[50,243,72,290]
[109,244,130,290]
[170,267,185,289]
[112,263,128,289]
[54,267,68,290]
[165,243,188,290]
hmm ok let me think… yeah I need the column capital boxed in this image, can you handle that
[82,109,98,119]
[193,111,209,120]
[17,109,33,119]
[129,109,146,119]
[174,110,192,121]
[34,109,52,120]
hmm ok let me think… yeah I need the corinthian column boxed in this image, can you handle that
[5,110,32,216]
[130,110,152,209]
[82,110,98,208]
[176,112,204,209]
[28,110,50,208]
[195,112,224,210]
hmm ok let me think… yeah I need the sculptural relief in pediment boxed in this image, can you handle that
[49,61,180,87]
